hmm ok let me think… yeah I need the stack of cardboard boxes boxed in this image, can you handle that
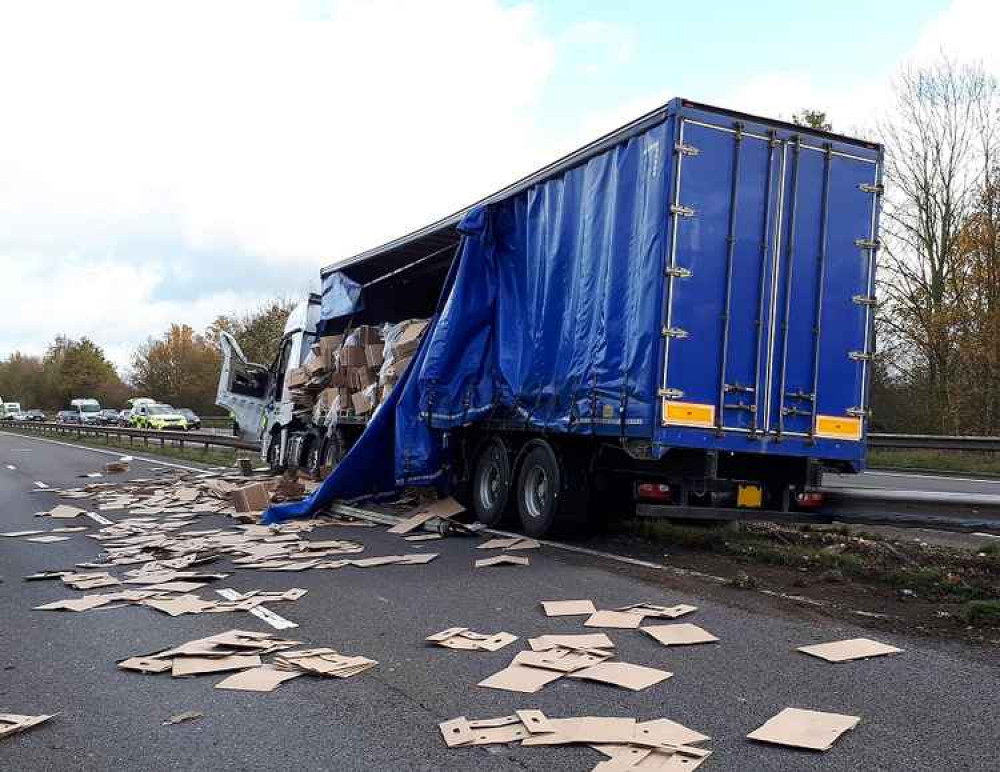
[285,319,428,421]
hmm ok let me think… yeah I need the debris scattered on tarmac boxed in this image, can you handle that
[477,536,541,551]
[474,554,529,568]
[387,497,465,535]
[274,648,378,679]
[796,637,903,663]
[641,623,720,647]
[567,661,673,691]
[426,627,518,651]
[0,713,56,742]
[162,710,202,726]
[541,599,597,617]
[615,602,699,620]
[439,710,712,767]
[746,707,860,751]
[41,504,87,519]
[584,610,644,629]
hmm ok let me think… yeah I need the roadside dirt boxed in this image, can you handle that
[571,520,1000,658]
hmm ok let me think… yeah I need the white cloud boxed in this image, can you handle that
[0,0,560,368]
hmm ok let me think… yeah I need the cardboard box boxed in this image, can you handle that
[303,354,327,377]
[328,368,348,387]
[230,483,271,513]
[338,345,367,368]
[351,391,373,415]
[348,366,375,391]
[365,344,384,369]
[356,326,381,345]
[385,355,414,380]
[287,368,309,389]
[316,334,344,362]
[394,320,428,357]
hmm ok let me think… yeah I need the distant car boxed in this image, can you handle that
[130,403,188,431]
[118,409,132,426]
[23,410,45,422]
[97,409,120,425]
[56,410,80,424]
[177,408,202,431]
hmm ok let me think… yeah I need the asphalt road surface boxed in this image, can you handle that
[1,431,997,771]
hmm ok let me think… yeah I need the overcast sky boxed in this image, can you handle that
[1,0,996,373]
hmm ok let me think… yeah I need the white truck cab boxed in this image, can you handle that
[216,295,321,463]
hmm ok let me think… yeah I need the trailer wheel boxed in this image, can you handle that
[319,428,346,477]
[470,437,511,526]
[265,434,284,473]
[515,440,592,538]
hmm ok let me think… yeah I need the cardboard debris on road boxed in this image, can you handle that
[439,710,712,767]
[474,555,530,568]
[746,707,860,751]
[274,648,378,679]
[797,638,903,663]
[105,460,130,474]
[584,610,644,629]
[567,661,673,691]
[0,713,56,741]
[641,623,720,647]
[162,710,202,725]
[427,628,518,652]
[24,535,72,543]
[541,599,596,617]
[615,602,698,620]
[214,665,305,692]
[42,504,87,519]
[477,663,565,693]
[387,497,465,535]
[529,633,615,651]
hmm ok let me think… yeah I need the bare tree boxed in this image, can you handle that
[877,57,998,433]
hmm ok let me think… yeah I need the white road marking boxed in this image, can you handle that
[0,431,208,473]
[86,511,114,526]
[215,588,297,630]
[33,481,48,488]
[5,464,15,470]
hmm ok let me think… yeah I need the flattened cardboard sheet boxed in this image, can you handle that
[516,710,554,734]
[439,717,474,748]
[568,662,673,691]
[529,633,614,651]
[477,663,563,693]
[172,654,262,677]
[747,707,860,751]
[214,665,304,692]
[585,610,643,629]
[474,555,530,568]
[520,717,637,746]
[641,623,719,647]
[541,600,596,617]
[797,638,902,663]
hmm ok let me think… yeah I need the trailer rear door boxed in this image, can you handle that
[661,114,879,442]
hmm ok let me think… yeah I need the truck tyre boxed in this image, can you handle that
[515,440,591,538]
[470,437,511,527]
[266,435,284,473]
[319,428,346,477]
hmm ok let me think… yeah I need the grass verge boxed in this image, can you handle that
[631,518,1000,627]
[868,448,1000,476]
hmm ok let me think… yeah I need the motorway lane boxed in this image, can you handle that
[826,468,1000,496]
[1,432,998,771]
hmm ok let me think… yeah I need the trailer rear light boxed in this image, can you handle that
[796,491,824,509]
[637,483,672,502]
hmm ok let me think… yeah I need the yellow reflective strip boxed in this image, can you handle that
[814,414,862,440]
[663,401,716,428]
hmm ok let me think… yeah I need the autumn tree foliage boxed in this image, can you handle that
[131,325,220,414]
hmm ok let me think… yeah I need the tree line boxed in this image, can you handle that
[0,301,293,415]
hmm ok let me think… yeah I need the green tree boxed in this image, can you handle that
[206,298,296,365]
[791,109,832,131]
[131,324,221,414]
[39,336,127,408]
